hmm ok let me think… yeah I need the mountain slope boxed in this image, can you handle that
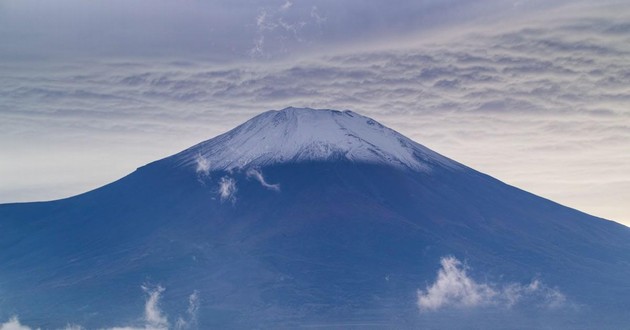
[1,108,629,329]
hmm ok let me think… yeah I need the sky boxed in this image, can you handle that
[1,0,629,226]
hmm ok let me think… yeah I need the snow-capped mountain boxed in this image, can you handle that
[1,107,629,329]
[174,107,457,172]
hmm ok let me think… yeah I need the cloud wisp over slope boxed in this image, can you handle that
[417,257,567,311]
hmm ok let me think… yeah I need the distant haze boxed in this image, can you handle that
[0,0,629,226]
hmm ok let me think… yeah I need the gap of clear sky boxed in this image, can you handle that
[1,0,629,226]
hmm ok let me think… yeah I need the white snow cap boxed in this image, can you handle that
[175,107,460,172]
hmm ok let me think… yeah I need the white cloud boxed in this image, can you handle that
[0,286,199,330]
[195,154,211,178]
[219,176,237,202]
[249,0,325,58]
[417,256,566,311]
[256,10,268,29]
[310,6,326,25]
[175,291,200,330]
[143,285,168,330]
[109,285,168,330]
[246,168,280,191]
[502,279,566,309]
[62,326,83,330]
[0,317,36,330]
[280,0,292,12]
[417,256,497,310]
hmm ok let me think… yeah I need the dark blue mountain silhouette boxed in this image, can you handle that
[1,108,629,329]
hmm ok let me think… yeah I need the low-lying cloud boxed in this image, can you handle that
[218,176,238,203]
[0,286,199,330]
[175,291,199,330]
[417,256,566,311]
[247,169,281,191]
[195,154,211,179]
[0,317,34,330]
[417,256,497,310]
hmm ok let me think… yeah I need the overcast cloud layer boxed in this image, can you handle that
[0,1,629,225]
[0,0,583,62]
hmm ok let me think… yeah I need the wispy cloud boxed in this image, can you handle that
[502,279,567,309]
[310,6,326,25]
[417,256,566,311]
[280,0,292,12]
[107,285,168,330]
[143,285,168,330]
[247,168,280,191]
[0,286,199,330]
[175,291,200,330]
[218,176,238,203]
[195,154,211,179]
[249,0,324,58]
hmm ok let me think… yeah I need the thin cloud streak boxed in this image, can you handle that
[247,169,281,192]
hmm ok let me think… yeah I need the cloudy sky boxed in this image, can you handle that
[1,0,629,226]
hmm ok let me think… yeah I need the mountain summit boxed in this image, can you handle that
[174,107,457,172]
[1,108,630,329]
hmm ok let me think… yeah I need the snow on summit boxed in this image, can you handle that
[174,107,459,171]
